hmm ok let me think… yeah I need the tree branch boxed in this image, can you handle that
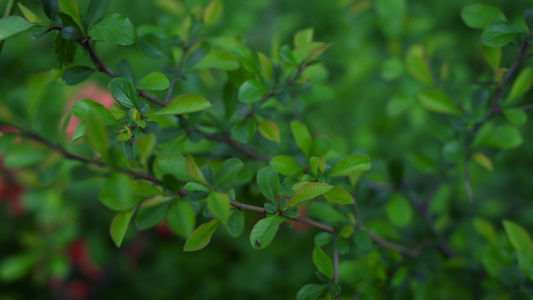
[201,131,270,162]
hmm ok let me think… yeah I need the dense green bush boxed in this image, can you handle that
[2,0,533,299]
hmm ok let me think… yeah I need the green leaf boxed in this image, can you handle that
[58,0,82,30]
[186,154,208,186]
[0,16,35,41]
[309,135,331,157]
[503,108,528,126]
[258,120,281,143]
[323,187,355,204]
[0,253,38,282]
[85,113,109,158]
[385,194,412,227]
[183,219,221,251]
[473,218,497,244]
[257,166,280,203]
[518,251,533,282]
[238,80,269,103]
[481,21,527,48]
[291,121,312,155]
[226,210,244,238]
[156,153,195,182]
[54,34,76,66]
[503,220,533,252]
[230,117,257,143]
[167,200,196,238]
[250,215,284,249]
[472,152,493,171]
[3,144,47,168]
[137,72,169,90]
[17,3,45,24]
[89,13,137,46]
[98,173,139,211]
[313,247,334,281]
[483,46,502,70]
[87,0,110,28]
[280,45,298,64]
[258,52,273,80]
[110,208,134,247]
[270,155,303,176]
[376,0,405,38]
[417,89,461,115]
[289,183,333,206]
[207,192,230,225]
[193,50,239,70]
[526,9,533,32]
[293,42,324,63]
[294,28,313,48]
[505,67,533,105]
[215,158,244,186]
[329,154,371,177]
[148,94,211,116]
[109,77,139,109]
[296,284,328,300]
[138,32,172,60]
[473,124,522,149]
[62,66,94,86]
[406,45,433,87]
[203,0,223,27]
[305,43,331,63]
[135,197,171,230]
[460,4,506,29]
[72,99,120,125]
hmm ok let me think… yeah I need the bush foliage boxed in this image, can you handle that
[2,0,533,299]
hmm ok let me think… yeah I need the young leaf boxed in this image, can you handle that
[156,153,195,182]
[183,219,221,251]
[294,28,313,48]
[280,45,298,64]
[473,124,522,149]
[148,94,211,116]
[58,0,82,31]
[98,173,139,211]
[0,253,38,282]
[417,89,461,115]
[87,0,110,28]
[472,152,493,171]
[207,192,230,225]
[72,99,120,125]
[85,113,109,158]
[309,135,331,157]
[291,121,312,155]
[503,220,533,252]
[89,13,137,46]
[110,208,134,247]
[257,166,280,203]
[329,154,371,177]
[258,120,281,143]
[305,43,331,63]
[504,67,533,105]
[203,0,223,27]
[135,197,171,230]
[481,21,527,48]
[258,52,273,80]
[313,247,334,281]
[186,154,209,186]
[62,66,94,86]
[137,72,170,90]
[269,155,303,176]
[230,118,257,143]
[323,186,355,204]
[193,50,239,70]
[167,200,196,238]
[385,194,413,227]
[250,215,284,249]
[460,4,506,29]
[503,108,527,126]
[406,45,433,87]
[109,77,139,109]
[288,183,333,206]
[215,158,244,186]
[0,16,35,41]
[226,210,244,238]
[17,3,45,24]
[296,284,328,300]
[3,144,47,168]
[238,80,269,103]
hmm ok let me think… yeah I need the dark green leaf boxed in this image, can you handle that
[116,59,135,83]
[314,232,334,247]
[62,66,94,85]
[58,0,82,30]
[183,219,221,251]
[238,80,269,103]
[109,77,139,109]
[43,0,59,21]
[215,158,244,186]
[406,45,433,87]
[230,118,257,143]
[167,200,196,238]
[296,284,328,300]
[0,16,35,41]
[226,210,244,238]
[87,0,110,28]
[313,247,334,281]
[250,215,284,249]
[148,94,211,116]
[280,45,298,64]
[503,108,527,126]
[135,197,172,230]
[89,13,137,46]
[376,0,405,38]
[98,172,139,211]
[138,32,172,59]
[3,144,47,168]
[110,208,134,247]
[442,140,465,163]
[60,26,82,40]
[309,135,331,157]
[481,21,527,48]
[473,124,522,149]
[257,166,280,203]
[156,153,195,182]
[526,9,533,32]
[461,4,506,29]
[54,34,76,66]
[264,203,278,214]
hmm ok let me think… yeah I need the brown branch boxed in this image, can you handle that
[201,131,270,162]
[333,236,339,284]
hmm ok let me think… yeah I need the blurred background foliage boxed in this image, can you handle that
[2,0,533,299]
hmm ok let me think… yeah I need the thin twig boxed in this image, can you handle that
[165,45,190,103]
[201,131,270,162]
[464,158,473,203]
[333,236,339,284]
